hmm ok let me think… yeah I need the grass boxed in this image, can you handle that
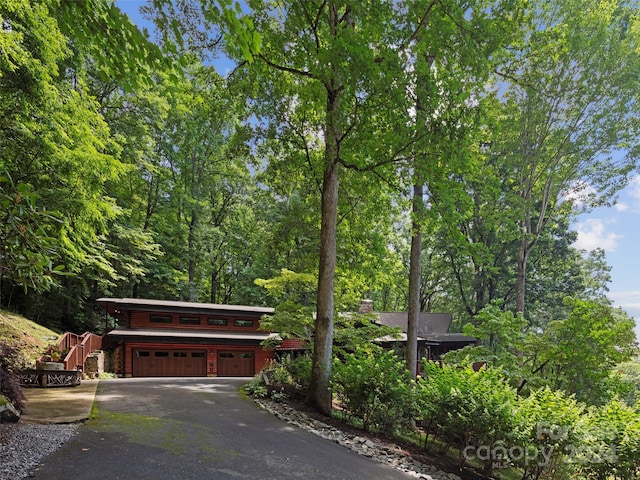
[88,405,243,461]
[0,309,61,366]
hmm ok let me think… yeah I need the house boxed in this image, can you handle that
[98,298,277,378]
[373,310,477,364]
[97,297,476,378]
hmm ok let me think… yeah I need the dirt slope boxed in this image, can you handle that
[0,310,61,366]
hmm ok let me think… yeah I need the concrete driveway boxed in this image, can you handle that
[30,378,414,479]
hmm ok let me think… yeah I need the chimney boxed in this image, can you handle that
[359,299,373,314]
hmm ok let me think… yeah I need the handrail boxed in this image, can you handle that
[42,331,102,371]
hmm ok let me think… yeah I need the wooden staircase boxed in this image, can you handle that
[56,331,103,371]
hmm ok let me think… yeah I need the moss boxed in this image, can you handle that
[88,406,244,461]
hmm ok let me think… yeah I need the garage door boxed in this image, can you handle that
[217,351,255,377]
[133,350,207,377]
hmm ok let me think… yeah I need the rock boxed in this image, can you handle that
[0,400,21,423]
[255,398,466,480]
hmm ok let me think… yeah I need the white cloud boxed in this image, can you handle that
[573,218,622,252]
[564,180,596,207]
[628,176,640,207]
[615,202,629,212]
[608,291,640,338]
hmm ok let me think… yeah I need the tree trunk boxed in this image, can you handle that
[407,183,423,377]
[515,237,528,315]
[307,2,345,417]
[210,262,218,304]
[308,160,339,415]
[188,211,197,302]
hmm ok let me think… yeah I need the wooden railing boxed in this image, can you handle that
[57,331,103,371]
[19,369,81,387]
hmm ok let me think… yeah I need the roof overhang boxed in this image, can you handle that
[97,298,274,317]
[376,333,477,345]
[105,328,279,342]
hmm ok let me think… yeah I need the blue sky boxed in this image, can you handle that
[117,0,639,338]
[572,176,640,337]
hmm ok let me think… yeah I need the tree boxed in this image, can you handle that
[534,298,639,405]
[0,0,173,328]
[489,0,640,316]
[212,1,418,414]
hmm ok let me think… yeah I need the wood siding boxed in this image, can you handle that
[122,343,272,377]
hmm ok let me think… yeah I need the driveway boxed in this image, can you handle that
[30,378,414,479]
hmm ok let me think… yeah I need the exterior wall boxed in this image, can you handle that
[128,311,263,332]
[122,342,274,377]
[98,299,276,378]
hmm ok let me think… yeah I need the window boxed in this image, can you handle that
[238,353,254,359]
[150,315,172,324]
[173,352,187,358]
[154,351,169,357]
[192,352,206,358]
[207,318,228,326]
[136,351,150,357]
[179,317,200,325]
[234,319,253,327]
[219,353,234,359]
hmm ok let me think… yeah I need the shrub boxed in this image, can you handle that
[415,361,520,473]
[331,347,415,435]
[574,398,640,480]
[244,374,268,398]
[514,387,585,480]
[0,341,27,412]
[285,355,312,391]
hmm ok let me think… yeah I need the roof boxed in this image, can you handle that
[105,328,279,342]
[96,298,274,316]
[374,312,453,335]
[376,332,477,345]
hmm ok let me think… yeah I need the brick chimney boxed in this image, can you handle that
[359,299,373,314]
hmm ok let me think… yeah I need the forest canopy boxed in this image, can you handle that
[0,0,638,408]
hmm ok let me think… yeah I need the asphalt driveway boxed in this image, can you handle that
[30,378,413,479]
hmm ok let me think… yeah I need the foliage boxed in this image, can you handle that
[533,298,638,405]
[441,303,528,380]
[608,359,640,407]
[514,387,585,479]
[255,269,317,306]
[331,347,415,435]
[0,340,27,412]
[0,177,64,296]
[243,374,268,399]
[415,361,520,473]
[574,398,640,480]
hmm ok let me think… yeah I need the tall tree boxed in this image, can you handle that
[490,0,640,315]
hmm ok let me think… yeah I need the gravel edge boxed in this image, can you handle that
[0,422,79,480]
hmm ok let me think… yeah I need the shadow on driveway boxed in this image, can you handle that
[30,378,414,479]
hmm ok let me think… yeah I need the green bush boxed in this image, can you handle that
[0,341,26,412]
[331,347,415,435]
[415,361,520,473]
[244,374,268,398]
[573,398,640,480]
[514,387,585,480]
[286,355,312,390]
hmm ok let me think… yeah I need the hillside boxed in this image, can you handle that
[0,310,61,366]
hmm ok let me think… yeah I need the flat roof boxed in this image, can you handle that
[376,332,476,344]
[97,298,274,315]
[105,328,279,341]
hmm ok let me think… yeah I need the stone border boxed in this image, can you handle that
[255,399,462,480]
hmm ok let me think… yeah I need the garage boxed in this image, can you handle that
[132,349,207,377]
[217,351,255,377]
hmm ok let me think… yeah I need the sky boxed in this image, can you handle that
[116,0,640,339]
[572,176,640,338]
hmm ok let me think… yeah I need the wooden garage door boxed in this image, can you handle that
[217,351,255,377]
[133,350,207,377]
